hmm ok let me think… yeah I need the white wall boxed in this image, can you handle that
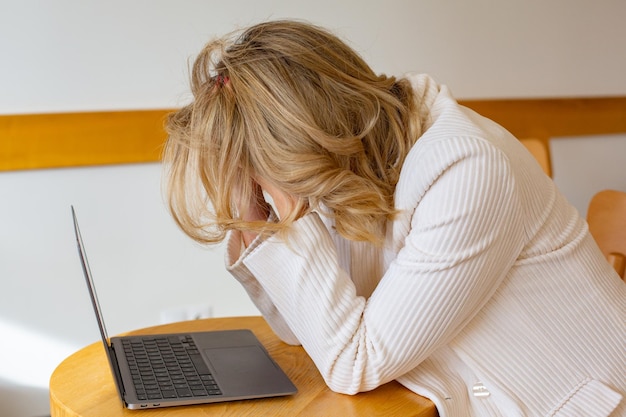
[551,134,626,218]
[1,1,625,416]
[3,0,626,115]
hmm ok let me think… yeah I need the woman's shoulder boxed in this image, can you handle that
[395,116,518,215]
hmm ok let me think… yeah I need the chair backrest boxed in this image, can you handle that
[587,189,626,279]
[520,138,552,177]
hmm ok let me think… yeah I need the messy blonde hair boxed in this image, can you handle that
[164,20,422,245]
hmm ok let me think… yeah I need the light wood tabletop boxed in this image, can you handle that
[50,316,437,417]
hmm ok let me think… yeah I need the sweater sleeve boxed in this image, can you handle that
[225,229,300,345]
[240,137,527,394]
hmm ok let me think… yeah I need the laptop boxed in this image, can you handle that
[71,206,297,409]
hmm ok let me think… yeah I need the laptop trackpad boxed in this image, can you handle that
[204,346,289,395]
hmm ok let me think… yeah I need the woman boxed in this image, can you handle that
[164,20,625,416]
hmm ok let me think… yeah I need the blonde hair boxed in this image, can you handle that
[164,20,422,245]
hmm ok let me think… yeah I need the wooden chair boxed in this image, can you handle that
[520,138,552,177]
[587,189,626,279]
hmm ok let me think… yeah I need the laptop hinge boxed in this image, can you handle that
[107,342,128,404]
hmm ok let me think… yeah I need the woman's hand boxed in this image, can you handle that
[237,176,303,247]
[237,180,270,248]
[255,176,300,221]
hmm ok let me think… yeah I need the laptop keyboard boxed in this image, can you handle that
[122,335,222,401]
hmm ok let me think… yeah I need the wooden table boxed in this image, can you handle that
[50,316,437,416]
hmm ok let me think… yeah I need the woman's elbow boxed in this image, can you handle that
[323,374,381,395]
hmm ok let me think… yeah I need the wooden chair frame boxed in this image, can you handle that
[587,189,626,279]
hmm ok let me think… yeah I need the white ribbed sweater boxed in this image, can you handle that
[226,74,625,416]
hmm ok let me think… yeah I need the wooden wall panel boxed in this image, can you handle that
[0,110,171,171]
[461,96,626,143]
[1,97,625,171]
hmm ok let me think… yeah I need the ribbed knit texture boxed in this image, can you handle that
[227,74,625,416]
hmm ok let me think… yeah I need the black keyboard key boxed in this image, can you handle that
[161,390,178,398]
[176,388,193,397]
